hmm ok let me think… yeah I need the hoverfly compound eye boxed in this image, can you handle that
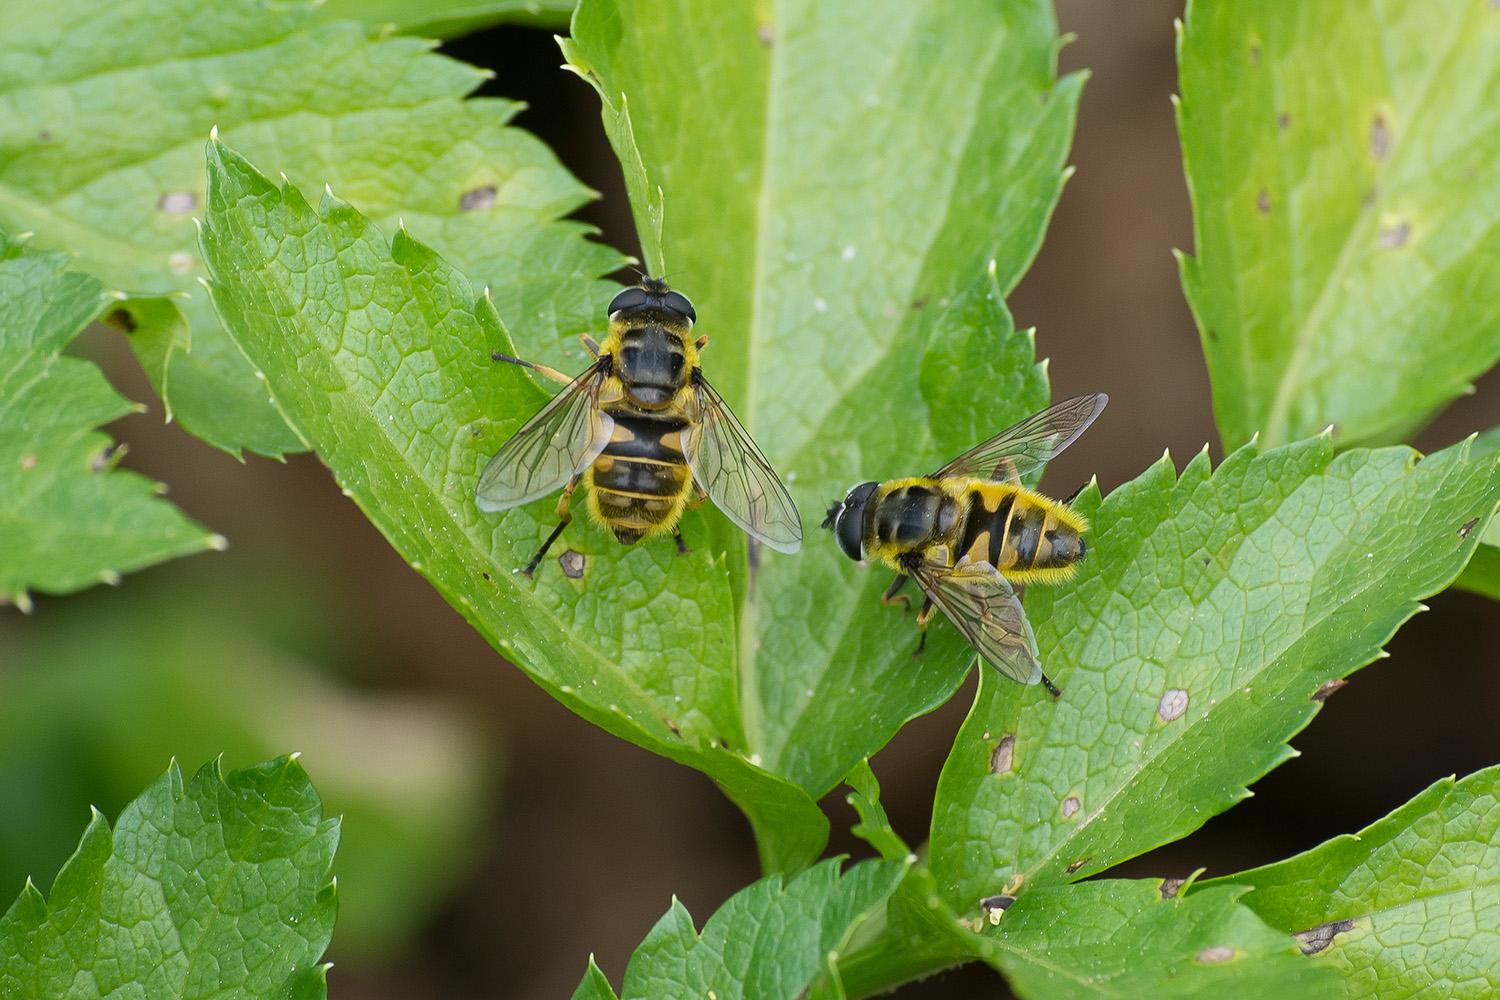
[608,287,648,315]
[664,291,696,323]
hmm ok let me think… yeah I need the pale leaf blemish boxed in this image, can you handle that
[20,455,37,470]
[459,186,497,212]
[1196,946,1236,964]
[168,251,195,274]
[1311,678,1347,703]
[989,734,1015,774]
[1370,114,1391,160]
[841,244,857,262]
[559,549,586,579]
[157,191,198,215]
[1061,795,1080,819]
[756,22,773,46]
[1158,688,1189,722]
[813,297,828,313]
[1295,918,1354,955]
[1378,221,1411,248]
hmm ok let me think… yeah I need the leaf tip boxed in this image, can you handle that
[206,533,229,552]
[208,123,220,142]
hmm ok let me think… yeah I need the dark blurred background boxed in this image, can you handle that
[3,2,1498,997]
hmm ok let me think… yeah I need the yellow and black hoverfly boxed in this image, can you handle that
[820,394,1108,696]
[475,278,802,576]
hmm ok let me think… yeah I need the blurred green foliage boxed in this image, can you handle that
[0,566,497,958]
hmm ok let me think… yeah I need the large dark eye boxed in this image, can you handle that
[663,291,696,322]
[608,287,648,314]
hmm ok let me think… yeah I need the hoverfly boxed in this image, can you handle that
[475,278,802,576]
[820,394,1107,696]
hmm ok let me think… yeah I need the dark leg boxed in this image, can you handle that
[1062,481,1089,505]
[674,530,689,556]
[521,477,580,577]
[912,597,936,658]
[1040,672,1062,698]
[881,573,911,611]
[491,352,572,385]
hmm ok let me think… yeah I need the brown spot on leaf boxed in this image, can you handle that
[909,297,929,311]
[1277,112,1291,131]
[1158,688,1189,722]
[1379,221,1410,248]
[20,455,37,471]
[1459,517,1480,539]
[1197,946,1236,965]
[37,130,53,143]
[1061,795,1081,819]
[481,571,492,582]
[157,190,197,215]
[103,308,137,333]
[1065,858,1089,874]
[459,186,497,212]
[1362,187,1379,208]
[1312,678,1347,703]
[1160,877,1186,899]
[1256,188,1271,215]
[1295,918,1354,955]
[990,734,1015,774]
[90,443,123,473]
[559,549,586,579]
[1249,42,1261,67]
[1370,115,1391,160]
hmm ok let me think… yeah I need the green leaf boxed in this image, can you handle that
[561,0,1079,802]
[928,435,1500,911]
[0,232,219,610]
[991,880,1339,1000]
[579,856,907,1000]
[311,0,575,37]
[199,140,825,872]
[1209,763,1500,999]
[1177,1,1500,450]
[571,957,619,1000]
[0,0,622,458]
[0,756,337,1000]
[1455,427,1500,600]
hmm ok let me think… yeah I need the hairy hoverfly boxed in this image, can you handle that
[476,278,802,576]
[821,394,1108,696]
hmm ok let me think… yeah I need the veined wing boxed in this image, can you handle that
[931,393,1107,483]
[475,360,613,512]
[685,371,802,553]
[908,556,1042,686]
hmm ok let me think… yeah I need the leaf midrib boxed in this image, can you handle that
[739,8,1009,776]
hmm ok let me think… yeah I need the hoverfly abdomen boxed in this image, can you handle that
[587,413,693,544]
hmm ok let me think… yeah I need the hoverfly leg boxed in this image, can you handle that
[1040,672,1062,699]
[1062,481,1088,505]
[694,334,710,351]
[911,597,936,659]
[880,574,912,612]
[490,352,573,386]
[674,531,689,556]
[579,334,602,358]
[520,476,581,578]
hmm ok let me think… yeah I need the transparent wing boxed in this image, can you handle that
[474,361,613,513]
[908,556,1042,686]
[685,372,803,553]
[932,393,1108,482]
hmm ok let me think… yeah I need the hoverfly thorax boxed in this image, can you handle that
[609,281,697,410]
